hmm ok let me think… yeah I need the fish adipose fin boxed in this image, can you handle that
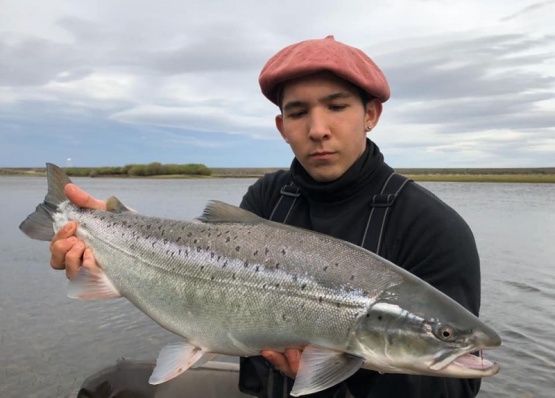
[290,345,364,397]
[19,163,71,241]
[149,342,206,384]
[106,196,132,213]
[68,266,122,300]
[198,200,263,224]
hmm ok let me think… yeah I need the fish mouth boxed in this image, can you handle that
[430,349,500,377]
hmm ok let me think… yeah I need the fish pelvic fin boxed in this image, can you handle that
[19,163,71,241]
[290,345,364,397]
[198,200,263,224]
[67,265,122,300]
[149,342,206,385]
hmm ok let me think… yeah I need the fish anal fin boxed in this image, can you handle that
[290,345,364,397]
[67,266,122,300]
[149,342,206,384]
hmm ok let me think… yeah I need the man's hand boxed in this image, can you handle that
[49,184,105,279]
[261,349,302,379]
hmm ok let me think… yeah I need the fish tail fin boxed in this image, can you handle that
[19,163,71,241]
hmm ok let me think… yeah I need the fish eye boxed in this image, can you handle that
[436,325,457,342]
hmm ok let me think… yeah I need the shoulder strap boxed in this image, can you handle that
[361,172,411,255]
[269,182,301,223]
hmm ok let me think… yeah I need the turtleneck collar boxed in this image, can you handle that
[290,139,391,203]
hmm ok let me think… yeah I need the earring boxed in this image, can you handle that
[366,125,372,132]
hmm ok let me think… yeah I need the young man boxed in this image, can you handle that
[50,36,482,397]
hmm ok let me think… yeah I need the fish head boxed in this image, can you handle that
[352,279,501,378]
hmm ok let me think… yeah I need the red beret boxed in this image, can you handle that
[259,35,390,106]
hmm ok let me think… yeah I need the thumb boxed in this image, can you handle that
[65,184,106,210]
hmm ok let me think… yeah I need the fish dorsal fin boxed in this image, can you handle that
[198,200,262,223]
[290,345,364,397]
[106,196,132,213]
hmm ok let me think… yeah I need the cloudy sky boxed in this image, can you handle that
[1,0,554,168]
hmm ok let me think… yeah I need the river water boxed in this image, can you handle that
[1,177,554,397]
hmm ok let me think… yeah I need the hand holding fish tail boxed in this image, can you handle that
[49,184,105,279]
[261,348,302,379]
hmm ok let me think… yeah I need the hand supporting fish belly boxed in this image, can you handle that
[20,164,501,396]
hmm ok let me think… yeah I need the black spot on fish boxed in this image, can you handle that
[217,255,221,261]
[244,261,248,268]
[206,246,210,251]
[255,266,259,272]
[178,249,182,255]
[282,314,286,321]
[217,232,222,237]
[335,262,339,267]
[265,248,269,255]
[350,275,355,281]
[146,224,151,230]
[201,266,204,271]
[151,242,156,248]
[366,313,370,318]
[275,263,280,269]
[194,239,198,244]
[211,252,215,259]
[378,316,383,321]
[223,261,227,268]
[176,237,181,242]
[263,284,267,289]
[163,239,168,244]
[301,284,307,290]
[323,266,328,271]
[336,302,341,308]
[100,216,105,221]
[236,246,240,252]
[275,283,280,288]
[211,276,215,281]
[232,273,236,280]
[196,246,201,252]
[292,275,298,282]
[282,249,286,255]
[253,250,258,256]
[226,237,231,243]
[318,297,323,303]
[187,232,192,237]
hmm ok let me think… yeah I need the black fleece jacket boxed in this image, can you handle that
[239,139,481,398]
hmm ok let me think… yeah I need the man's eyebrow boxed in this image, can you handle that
[282,91,353,112]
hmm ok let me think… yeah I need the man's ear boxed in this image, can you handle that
[365,99,383,130]
[275,114,289,143]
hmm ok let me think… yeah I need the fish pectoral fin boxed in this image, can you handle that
[149,342,206,384]
[67,266,122,300]
[290,345,364,397]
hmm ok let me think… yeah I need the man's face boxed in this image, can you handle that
[276,72,382,182]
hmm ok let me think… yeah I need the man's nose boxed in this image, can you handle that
[307,111,330,140]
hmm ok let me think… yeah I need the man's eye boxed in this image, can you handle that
[330,104,347,111]
[288,111,306,118]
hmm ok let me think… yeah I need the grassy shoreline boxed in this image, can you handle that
[1,167,554,183]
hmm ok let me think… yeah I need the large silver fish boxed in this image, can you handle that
[20,164,501,396]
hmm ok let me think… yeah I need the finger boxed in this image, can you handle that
[65,241,86,279]
[64,184,106,210]
[50,237,78,270]
[261,350,295,379]
[50,222,77,248]
[82,248,99,271]
[284,349,302,376]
